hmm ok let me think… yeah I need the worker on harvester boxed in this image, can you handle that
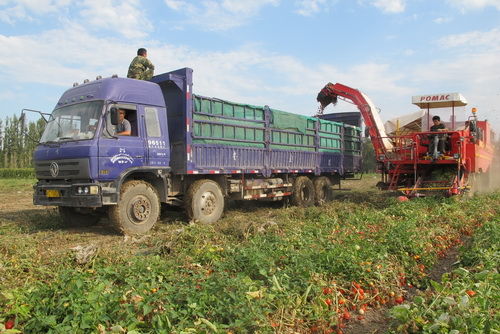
[428,115,448,160]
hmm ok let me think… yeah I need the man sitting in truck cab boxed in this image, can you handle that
[428,115,448,158]
[116,109,131,136]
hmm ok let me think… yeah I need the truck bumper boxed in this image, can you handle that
[33,182,103,207]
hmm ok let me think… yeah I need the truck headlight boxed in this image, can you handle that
[76,185,99,195]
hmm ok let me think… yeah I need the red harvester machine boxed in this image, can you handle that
[317,83,495,196]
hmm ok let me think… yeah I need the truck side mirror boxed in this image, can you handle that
[110,107,119,125]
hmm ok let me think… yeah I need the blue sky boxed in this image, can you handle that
[1,0,499,132]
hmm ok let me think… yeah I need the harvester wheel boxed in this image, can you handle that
[291,176,315,207]
[313,176,333,205]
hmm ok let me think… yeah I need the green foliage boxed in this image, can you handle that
[0,168,35,178]
[0,180,498,333]
[362,138,376,172]
[0,115,45,168]
[388,202,500,334]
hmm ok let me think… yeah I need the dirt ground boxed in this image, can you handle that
[0,174,383,257]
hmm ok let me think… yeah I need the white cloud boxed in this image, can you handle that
[0,22,410,120]
[0,89,18,101]
[447,0,500,11]
[0,0,152,39]
[412,52,500,129]
[438,28,500,50]
[433,16,452,24]
[163,0,280,31]
[80,0,152,39]
[295,0,328,16]
[0,24,132,87]
[1,21,498,130]
[0,4,29,24]
[403,49,414,56]
[164,0,187,11]
[370,0,405,13]
[0,0,70,13]
[0,0,70,23]
[411,30,500,130]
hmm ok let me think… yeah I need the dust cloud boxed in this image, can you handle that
[471,144,500,194]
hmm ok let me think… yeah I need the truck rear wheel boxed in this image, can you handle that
[186,179,225,224]
[314,176,333,205]
[58,207,101,227]
[108,180,160,235]
[291,176,315,207]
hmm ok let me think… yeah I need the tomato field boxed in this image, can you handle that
[0,175,498,334]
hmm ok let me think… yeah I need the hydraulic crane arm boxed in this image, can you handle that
[317,82,393,156]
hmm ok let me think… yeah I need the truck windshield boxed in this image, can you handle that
[40,101,103,143]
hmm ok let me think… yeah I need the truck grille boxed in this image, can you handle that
[35,158,90,179]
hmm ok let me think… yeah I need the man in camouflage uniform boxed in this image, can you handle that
[127,48,155,80]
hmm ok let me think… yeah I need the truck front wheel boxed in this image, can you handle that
[108,180,160,235]
[314,176,333,205]
[186,179,225,224]
[291,176,315,207]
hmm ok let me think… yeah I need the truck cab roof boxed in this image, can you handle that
[56,76,165,109]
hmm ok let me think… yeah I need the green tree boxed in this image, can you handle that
[361,138,376,172]
[0,115,46,168]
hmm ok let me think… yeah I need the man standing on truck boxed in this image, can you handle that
[127,48,155,80]
[116,109,131,136]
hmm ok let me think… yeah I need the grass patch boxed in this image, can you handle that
[0,178,36,191]
[0,177,498,333]
[0,168,35,179]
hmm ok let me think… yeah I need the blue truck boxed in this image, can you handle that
[33,68,362,234]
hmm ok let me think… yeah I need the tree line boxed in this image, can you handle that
[0,115,46,168]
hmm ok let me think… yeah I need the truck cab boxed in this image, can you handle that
[33,76,171,231]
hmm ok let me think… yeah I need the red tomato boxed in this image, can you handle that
[395,296,404,304]
[466,290,476,297]
[5,319,15,329]
[342,311,351,320]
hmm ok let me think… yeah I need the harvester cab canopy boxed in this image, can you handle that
[412,93,468,131]
[412,93,467,109]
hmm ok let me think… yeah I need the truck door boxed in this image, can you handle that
[143,106,170,167]
[98,105,146,180]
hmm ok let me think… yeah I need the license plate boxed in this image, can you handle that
[46,189,61,198]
